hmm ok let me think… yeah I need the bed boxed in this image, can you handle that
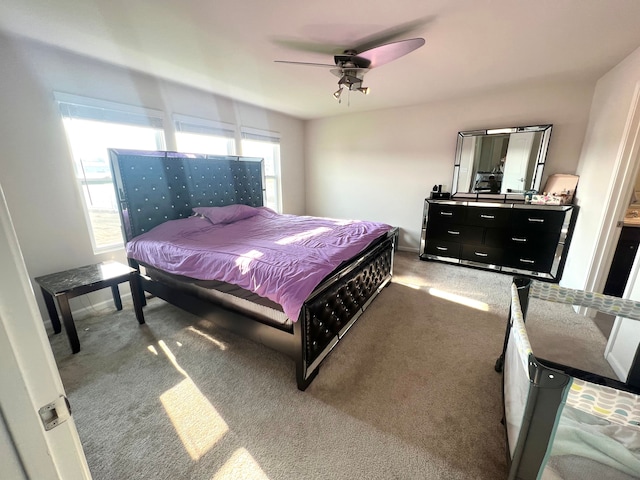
[109,149,397,390]
[496,277,640,479]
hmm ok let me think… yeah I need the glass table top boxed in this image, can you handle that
[34,261,135,295]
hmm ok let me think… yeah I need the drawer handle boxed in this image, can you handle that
[519,258,535,264]
[474,252,488,257]
[447,230,460,235]
[528,218,544,223]
[480,214,495,219]
[436,246,448,251]
[512,237,527,242]
[440,211,453,216]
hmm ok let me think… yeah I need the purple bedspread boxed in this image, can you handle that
[126,207,392,321]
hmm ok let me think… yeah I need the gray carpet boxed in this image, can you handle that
[48,251,613,479]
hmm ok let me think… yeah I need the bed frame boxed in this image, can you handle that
[109,149,397,390]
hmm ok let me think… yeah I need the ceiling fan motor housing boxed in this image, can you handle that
[334,53,371,69]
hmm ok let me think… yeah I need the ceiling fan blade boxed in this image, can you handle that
[352,16,434,53]
[271,17,433,57]
[357,38,425,68]
[271,38,344,55]
[274,60,335,68]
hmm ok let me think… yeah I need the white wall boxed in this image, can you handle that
[563,44,640,381]
[305,80,595,251]
[563,44,640,292]
[0,35,305,317]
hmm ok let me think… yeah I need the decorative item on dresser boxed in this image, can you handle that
[419,199,578,282]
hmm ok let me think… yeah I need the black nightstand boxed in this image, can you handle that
[35,261,145,353]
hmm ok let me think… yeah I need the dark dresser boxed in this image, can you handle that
[419,199,578,281]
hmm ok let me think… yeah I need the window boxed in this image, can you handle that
[241,128,281,212]
[174,114,236,155]
[56,94,283,250]
[56,93,166,252]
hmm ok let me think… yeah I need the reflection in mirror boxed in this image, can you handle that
[452,125,552,199]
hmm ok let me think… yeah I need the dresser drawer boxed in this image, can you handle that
[460,244,502,265]
[428,223,484,245]
[484,228,506,248]
[425,240,460,258]
[429,203,466,224]
[502,230,560,251]
[484,228,560,249]
[465,207,510,228]
[510,208,566,231]
[503,249,555,273]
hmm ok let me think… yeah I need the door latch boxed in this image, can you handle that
[38,396,71,431]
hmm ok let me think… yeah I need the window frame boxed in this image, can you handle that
[55,92,166,253]
[173,113,237,155]
[55,93,285,253]
[240,126,282,213]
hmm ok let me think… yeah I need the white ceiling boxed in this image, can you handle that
[2,0,640,119]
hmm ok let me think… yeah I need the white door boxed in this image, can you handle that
[0,184,92,479]
[605,256,640,381]
[501,132,535,193]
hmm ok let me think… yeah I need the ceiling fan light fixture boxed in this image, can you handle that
[358,86,370,95]
[333,87,343,101]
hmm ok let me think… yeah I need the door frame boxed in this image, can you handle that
[0,184,91,480]
[576,80,640,378]
[584,81,640,295]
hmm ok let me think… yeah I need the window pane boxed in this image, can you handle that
[264,177,278,211]
[241,138,281,212]
[175,131,235,155]
[62,117,165,250]
[242,139,276,176]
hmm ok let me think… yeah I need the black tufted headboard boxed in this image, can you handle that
[109,149,265,242]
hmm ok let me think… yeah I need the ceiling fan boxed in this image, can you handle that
[273,21,429,102]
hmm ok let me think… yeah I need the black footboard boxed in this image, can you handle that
[295,231,396,389]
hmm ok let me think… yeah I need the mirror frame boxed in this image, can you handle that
[451,124,552,201]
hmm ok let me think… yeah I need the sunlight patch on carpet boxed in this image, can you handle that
[187,326,227,350]
[428,288,489,311]
[158,341,229,460]
[211,448,270,480]
[393,277,425,289]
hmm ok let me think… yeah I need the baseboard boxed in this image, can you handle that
[72,292,134,320]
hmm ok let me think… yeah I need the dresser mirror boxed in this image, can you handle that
[451,124,552,199]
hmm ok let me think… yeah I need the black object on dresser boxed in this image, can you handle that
[419,199,578,282]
